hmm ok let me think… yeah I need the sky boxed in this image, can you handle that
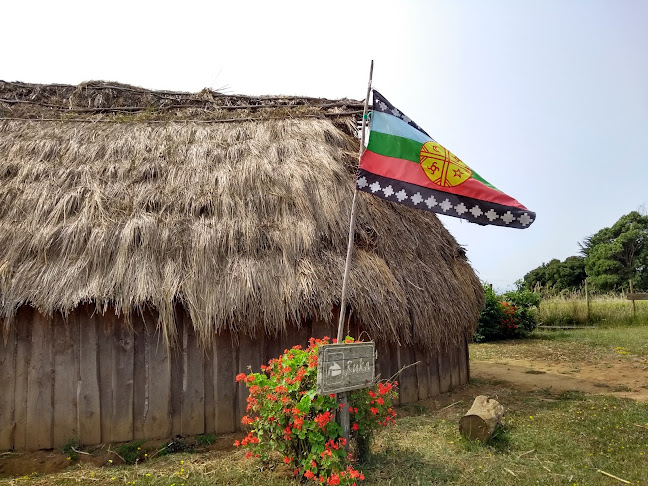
[2,0,647,289]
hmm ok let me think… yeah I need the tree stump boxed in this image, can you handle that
[458,395,504,442]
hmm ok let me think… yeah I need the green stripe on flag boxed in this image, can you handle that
[367,131,423,163]
[471,170,500,191]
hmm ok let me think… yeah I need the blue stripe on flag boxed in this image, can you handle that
[370,111,431,145]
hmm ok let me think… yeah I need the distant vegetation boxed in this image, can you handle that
[474,285,540,342]
[523,211,648,293]
[538,293,648,327]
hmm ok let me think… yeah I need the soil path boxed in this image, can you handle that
[471,358,648,402]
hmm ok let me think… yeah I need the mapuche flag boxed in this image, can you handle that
[357,90,535,229]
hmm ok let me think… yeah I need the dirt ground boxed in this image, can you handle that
[0,434,242,479]
[471,356,648,402]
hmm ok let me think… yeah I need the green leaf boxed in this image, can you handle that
[297,394,311,413]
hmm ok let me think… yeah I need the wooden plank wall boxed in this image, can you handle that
[0,307,471,451]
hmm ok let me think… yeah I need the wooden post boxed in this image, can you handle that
[336,60,374,451]
[585,279,590,322]
[629,280,636,317]
[336,59,374,343]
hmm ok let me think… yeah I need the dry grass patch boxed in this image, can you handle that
[539,295,648,327]
[2,382,647,486]
[471,326,648,365]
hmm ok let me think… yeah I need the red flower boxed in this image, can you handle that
[305,470,315,479]
[348,468,361,479]
[233,440,240,447]
[283,456,292,464]
[327,473,340,485]
[370,407,379,415]
[245,375,255,383]
[314,411,332,429]
[236,373,247,382]
[352,423,359,431]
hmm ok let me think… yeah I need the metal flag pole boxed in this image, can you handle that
[335,60,373,449]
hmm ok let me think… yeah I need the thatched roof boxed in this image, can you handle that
[0,81,483,349]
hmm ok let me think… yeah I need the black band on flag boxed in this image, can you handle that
[372,90,431,137]
[356,169,535,229]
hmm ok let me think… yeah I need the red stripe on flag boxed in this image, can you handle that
[359,150,529,210]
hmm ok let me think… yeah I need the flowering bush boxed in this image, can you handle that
[474,284,539,342]
[235,336,398,485]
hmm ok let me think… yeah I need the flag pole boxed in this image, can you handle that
[336,60,373,451]
[337,59,374,344]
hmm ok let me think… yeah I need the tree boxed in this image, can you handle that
[580,211,648,291]
[523,256,586,293]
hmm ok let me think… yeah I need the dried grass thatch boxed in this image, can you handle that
[0,81,483,350]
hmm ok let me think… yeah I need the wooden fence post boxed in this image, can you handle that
[585,279,590,322]
[629,280,636,318]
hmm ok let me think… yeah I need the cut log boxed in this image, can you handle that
[459,395,504,442]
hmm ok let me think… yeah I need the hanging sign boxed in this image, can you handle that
[316,342,375,395]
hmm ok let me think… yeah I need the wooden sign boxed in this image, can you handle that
[316,342,375,395]
[627,293,648,301]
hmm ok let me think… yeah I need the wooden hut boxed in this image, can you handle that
[0,81,484,451]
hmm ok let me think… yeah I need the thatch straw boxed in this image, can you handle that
[0,81,483,350]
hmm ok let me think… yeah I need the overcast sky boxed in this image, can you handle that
[3,0,647,289]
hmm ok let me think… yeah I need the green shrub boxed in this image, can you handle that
[117,440,145,464]
[503,288,540,334]
[61,438,79,461]
[473,285,540,342]
[195,434,217,447]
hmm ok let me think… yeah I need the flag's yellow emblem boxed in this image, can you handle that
[419,141,472,187]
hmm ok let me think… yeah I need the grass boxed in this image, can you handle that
[471,325,648,364]
[3,386,646,485]
[539,294,648,326]
[370,390,647,485]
